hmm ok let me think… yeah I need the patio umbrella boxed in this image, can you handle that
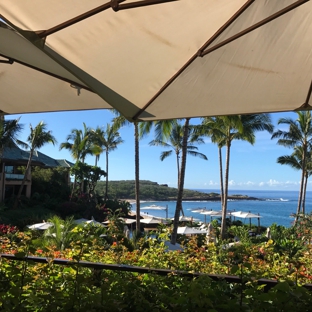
[140,217,168,224]
[102,218,136,225]
[141,205,168,219]
[177,226,207,235]
[231,211,262,229]
[27,222,53,230]
[74,217,104,227]
[0,1,311,121]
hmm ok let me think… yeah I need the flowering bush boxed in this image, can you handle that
[0,218,312,310]
[0,224,18,235]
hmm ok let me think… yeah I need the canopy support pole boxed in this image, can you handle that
[36,0,177,38]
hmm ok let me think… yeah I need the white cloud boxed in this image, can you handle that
[267,179,281,186]
[257,179,300,189]
[208,180,218,186]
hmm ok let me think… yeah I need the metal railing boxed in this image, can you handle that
[1,253,312,292]
[5,173,24,180]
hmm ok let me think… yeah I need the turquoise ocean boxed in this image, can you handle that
[132,190,312,228]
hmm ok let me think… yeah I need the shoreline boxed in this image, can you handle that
[125,196,261,204]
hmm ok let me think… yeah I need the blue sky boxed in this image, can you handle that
[9,110,306,192]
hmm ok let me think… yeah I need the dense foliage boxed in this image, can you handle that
[1,213,312,311]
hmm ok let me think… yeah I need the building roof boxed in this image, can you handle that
[2,146,74,168]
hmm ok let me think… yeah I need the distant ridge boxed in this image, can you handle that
[95,180,259,201]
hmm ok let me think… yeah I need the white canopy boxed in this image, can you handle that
[27,222,53,230]
[177,226,207,235]
[0,1,311,121]
[74,217,105,227]
[231,211,262,219]
[103,218,137,224]
[140,217,168,224]
[171,216,199,222]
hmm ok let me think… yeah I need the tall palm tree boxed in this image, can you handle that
[214,114,273,239]
[150,121,207,186]
[59,123,96,163]
[60,123,99,196]
[150,119,208,244]
[91,123,124,199]
[277,146,312,215]
[91,126,104,167]
[14,121,57,208]
[111,112,144,234]
[272,111,312,221]
[0,117,26,201]
[0,117,26,151]
[200,117,227,210]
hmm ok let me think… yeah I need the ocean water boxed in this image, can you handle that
[132,190,312,228]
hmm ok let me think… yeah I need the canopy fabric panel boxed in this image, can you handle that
[0,0,311,121]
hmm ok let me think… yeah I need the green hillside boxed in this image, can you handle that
[95,180,219,200]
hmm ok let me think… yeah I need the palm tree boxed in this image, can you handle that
[90,126,104,167]
[272,112,312,220]
[14,121,57,209]
[60,123,99,196]
[0,117,26,151]
[59,123,96,163]
[213,114,273,239]
[91,124,124,199]
[150,121,207,187]
[0,117,26,201]
[111,112,144,234]
[277,146,312,215]
[200,117,227,210]
[150,119,208,244]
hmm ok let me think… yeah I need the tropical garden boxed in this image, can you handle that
[1,111,312,310]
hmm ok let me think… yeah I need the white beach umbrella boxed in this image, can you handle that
[231,211,262,228]
[177,226,207,235]
[84,219,105,227]
[141,205,168,219]
[120,218,137,225]
[27,222,53,230]
[1,1,311,121]
[171,216,199,222]
[140,217,168,225]
[74,217,104,227]
[191,208,209,223]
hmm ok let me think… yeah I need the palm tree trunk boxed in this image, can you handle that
[302,172,308,215]
[176,153,180,187]
[171,118,190,245]
[218,146,224,210]
[295,166,305,223]
[221,139,231,239]
[0,148,5,202]
[70,175,77,200]
[176,153,184,216]
[134,122,141,234]
[14,148,34,209]
[105,150,109,200]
